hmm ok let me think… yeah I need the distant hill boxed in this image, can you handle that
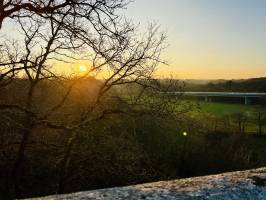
[183,77,266,92]
[182,79,211,85]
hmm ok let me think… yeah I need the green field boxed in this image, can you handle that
[199,102,262,116]
[187,101,266,133]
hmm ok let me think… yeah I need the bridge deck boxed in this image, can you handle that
[173,92,266,98]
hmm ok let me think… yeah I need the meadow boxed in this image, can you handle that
[185,100,266,134]
[200,102,258,116]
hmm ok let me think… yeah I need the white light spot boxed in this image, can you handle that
[79,65,87,72]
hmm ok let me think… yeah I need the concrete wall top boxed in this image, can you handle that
[26,167,266,200]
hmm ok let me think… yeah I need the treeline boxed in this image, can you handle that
[0,78,186,199]
[184,77,266,92]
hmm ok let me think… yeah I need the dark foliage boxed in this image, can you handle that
[1,81,266,199]
[185,77,266,93]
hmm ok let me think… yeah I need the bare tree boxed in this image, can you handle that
[231,112,249,134]
[252,110,266,136]
[4,10,88,197]
[0,1,190,198]
[0,0,129,29]
[0,0,130,86]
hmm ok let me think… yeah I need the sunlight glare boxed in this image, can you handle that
[79,65,87,72]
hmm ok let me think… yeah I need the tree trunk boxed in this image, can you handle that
[238,121,241,133]
[258,112,262,136]
[10,83,35,198]
[58,131,78,194]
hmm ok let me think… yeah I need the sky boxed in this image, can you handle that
[1,0,266,80]
[124,0,266,79]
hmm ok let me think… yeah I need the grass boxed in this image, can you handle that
[186,100,266,133]
[199,102,260,116]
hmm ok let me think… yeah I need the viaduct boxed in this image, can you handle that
[172,92,266,105]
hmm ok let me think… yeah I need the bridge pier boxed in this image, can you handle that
[204,96,212,102]
[172,92,266,105]
[244,97,251,105]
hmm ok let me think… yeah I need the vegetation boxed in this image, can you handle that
[0,1,266,200]
[0,0,175,198]
[188,101,266,134]
[1,80,266,199]
[200,102,257,116]
[185,77,266,93]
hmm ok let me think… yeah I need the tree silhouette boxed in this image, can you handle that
[0,1,189,198]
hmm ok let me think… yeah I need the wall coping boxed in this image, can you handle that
[27,167,266,200]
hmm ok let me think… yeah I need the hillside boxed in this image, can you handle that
[184,77,266,92]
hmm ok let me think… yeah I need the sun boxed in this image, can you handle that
[79,65,87,72]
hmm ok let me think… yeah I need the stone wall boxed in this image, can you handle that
[27,167,266,200]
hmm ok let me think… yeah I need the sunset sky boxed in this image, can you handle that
[2,0,266,80]
[125,0,266,79]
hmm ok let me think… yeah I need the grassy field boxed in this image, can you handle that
[188,101,266,133]
[199,102,262,116]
